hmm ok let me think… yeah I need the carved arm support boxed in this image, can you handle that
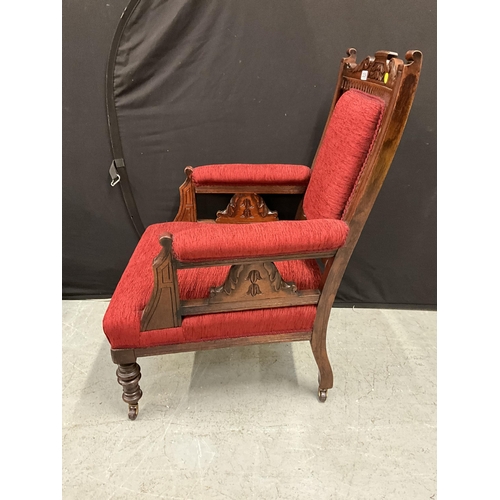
[174,165,310,223]
[140,234,181,331]
[174,167,197,222]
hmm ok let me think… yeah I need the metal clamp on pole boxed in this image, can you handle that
[109,158,125,187]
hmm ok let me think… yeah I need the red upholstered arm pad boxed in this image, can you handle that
[191,164,311,186]
[169,219,349,263]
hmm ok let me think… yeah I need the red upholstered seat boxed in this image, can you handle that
[103,222,326,349]
[191,164,311,186]
[303,89,385,220]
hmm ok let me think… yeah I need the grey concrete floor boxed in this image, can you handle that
[62,300,436,499]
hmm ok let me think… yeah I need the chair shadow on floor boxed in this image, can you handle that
[71,309,434,424]
[74,339,302,422]
[187,342,300,396]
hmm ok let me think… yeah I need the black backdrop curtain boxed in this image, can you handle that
[62,0,436,307]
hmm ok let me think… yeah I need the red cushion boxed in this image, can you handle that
[170,219,348,262]
[192,164,311,186]
[303,89,385,220]
[103,222,323,349]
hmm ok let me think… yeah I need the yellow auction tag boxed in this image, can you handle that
[383,72,389,84]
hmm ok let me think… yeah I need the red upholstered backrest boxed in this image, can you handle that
[303,89,385,220]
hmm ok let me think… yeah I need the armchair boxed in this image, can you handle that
[103,48,423,419]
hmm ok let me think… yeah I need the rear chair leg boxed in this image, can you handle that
[310,339,334,402]
[116,363,143,420]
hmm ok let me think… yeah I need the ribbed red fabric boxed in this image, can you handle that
[137,307,317,349]
[102,222,323,349]
[170,219,348,262]
[191,164,311,185]
[303,89,385,220]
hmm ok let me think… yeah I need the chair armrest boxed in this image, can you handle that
[168,219,349,265]
[174,165,310,222]
[191,164,311,193]
[139,219,348,332]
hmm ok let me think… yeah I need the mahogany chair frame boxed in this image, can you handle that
[110,48,422,420]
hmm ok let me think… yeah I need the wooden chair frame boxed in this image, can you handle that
[109,48,422,420]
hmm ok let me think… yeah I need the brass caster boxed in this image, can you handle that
[128,404,139,420]
[318,389,328,402]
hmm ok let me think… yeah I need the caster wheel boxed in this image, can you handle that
[128,404,139,420]
[318,389,328,402]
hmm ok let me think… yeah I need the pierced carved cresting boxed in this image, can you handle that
[351,56,397,83]
[215,193,278,223]
[345,49,399,85]
[209,261,297,304]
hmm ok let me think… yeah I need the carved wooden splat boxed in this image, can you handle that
[337,49,402,104]
[209,261,297,304]
[215,193,278,223]
[343,49,400,88]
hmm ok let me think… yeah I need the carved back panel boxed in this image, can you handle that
[338,49,400,103]
[310,48,423,347]
[304,48,422,226]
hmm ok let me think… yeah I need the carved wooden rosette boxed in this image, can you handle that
[140,235,181,331]
[215,193,278,223]
[174,166,197,222]
[209,261,297,304]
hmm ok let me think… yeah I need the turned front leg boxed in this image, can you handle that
[116,363,143,420]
